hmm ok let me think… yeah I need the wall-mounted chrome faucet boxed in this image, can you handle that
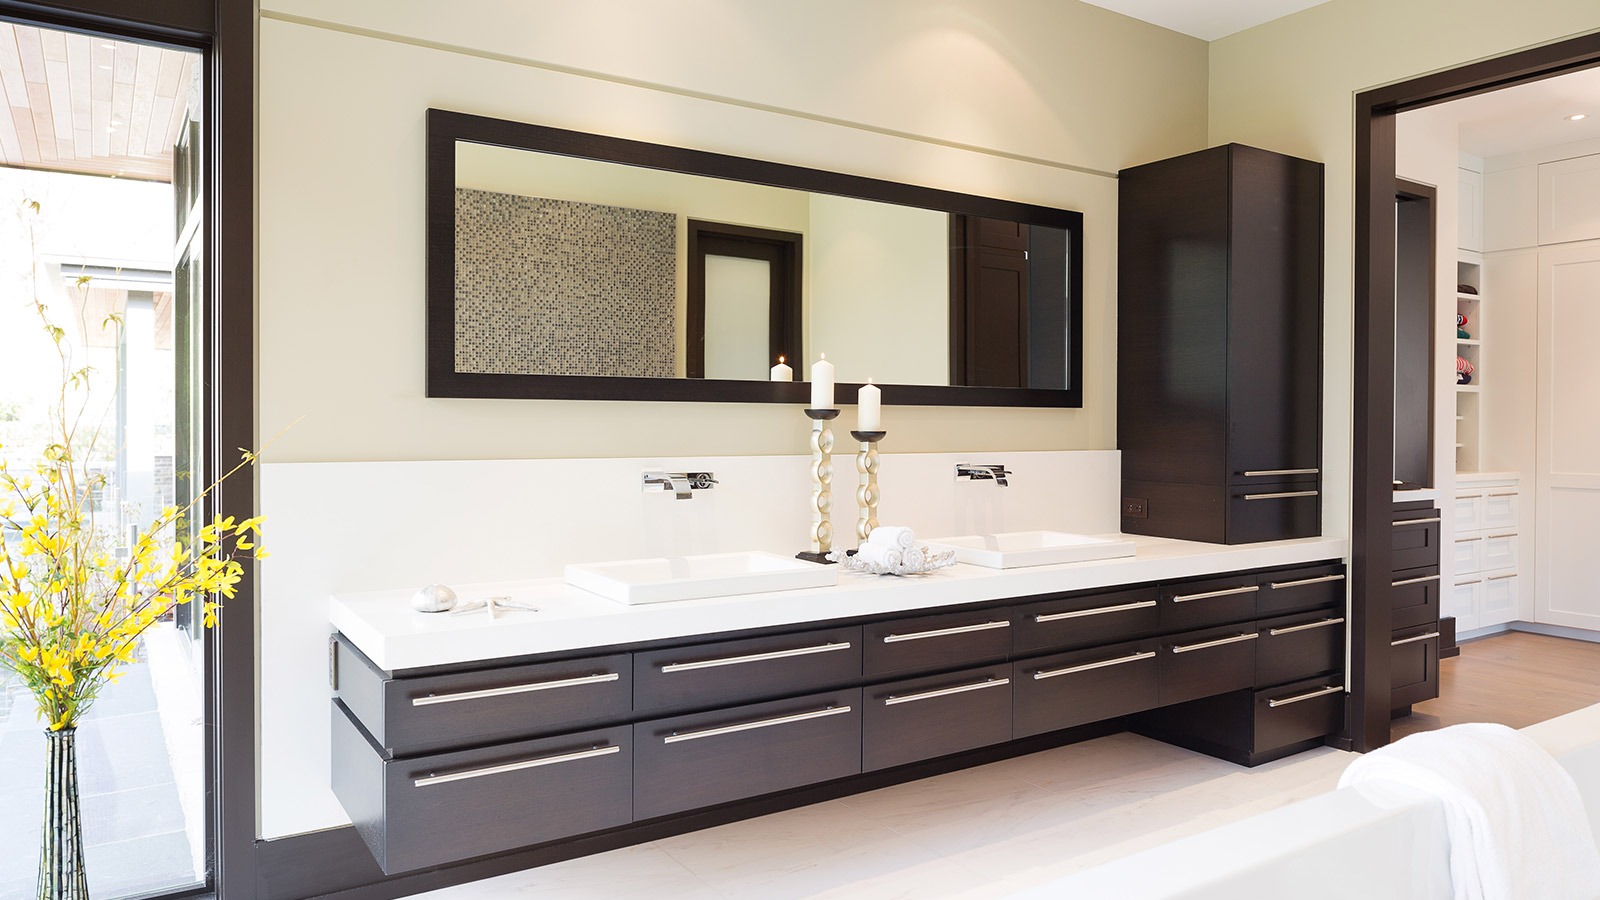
[956,463,1011,487]
[642,470,718,500]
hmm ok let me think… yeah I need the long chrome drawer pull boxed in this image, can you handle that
[1456,492,1484,499]
[1488,533,1517,539]
[660,642,852,673]
[1455,579,1483,586]
[411,672,620,707]
[885,677,1011,706]
[1243,490,1319,500]
[1267,685,1343,709]
[663,705,851,744]
[1239,468,1320,476]
[1391,575,1440,587]
[1489,492,1519,498]
[1267,617,1346,636]
[1034,600,1156,623]
[882,620,1010,643]
[1171,585,1259,603]
[1171,632,1259,654]
[1395,517,1443,526]
[1390,631,1442,647]
[1268,574,1346,590]
[414,744,619,787]
[1033,650,1155,679]
[1488,573,1518,581]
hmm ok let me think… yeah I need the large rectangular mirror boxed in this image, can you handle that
[427,109,1084,407]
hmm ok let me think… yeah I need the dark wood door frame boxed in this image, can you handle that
[685,221,803,380]
[1393,178,1436,492]
[1352,32,1600,752]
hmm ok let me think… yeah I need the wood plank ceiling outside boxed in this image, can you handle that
[0,22,196,182]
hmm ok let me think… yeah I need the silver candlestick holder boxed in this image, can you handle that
[850,430,886,541]
[797,408,840,564]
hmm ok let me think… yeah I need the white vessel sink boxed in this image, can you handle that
[923,531,1137,569]
[565,551,839,605]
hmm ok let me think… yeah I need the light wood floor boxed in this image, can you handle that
[1391,631,1600,740]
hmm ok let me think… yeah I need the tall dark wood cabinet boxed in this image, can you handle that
[1118,144,1324,544]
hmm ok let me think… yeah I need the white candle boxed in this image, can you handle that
[770,356,793,382]
[810,353,835,409]
[858,379,882,431]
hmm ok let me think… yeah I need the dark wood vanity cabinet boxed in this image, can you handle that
[332,558,1346,875]
[1118,144,1324,544]
[1390,503,1443,714]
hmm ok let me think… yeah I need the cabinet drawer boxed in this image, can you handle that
[1453,537,1484,575]
[1483,532,1519,571]
[1013,638,1160,738]
[1453,493,1484,532]
[1256,563,1345,617]
[1160,573,1259,631]
[863,609,1012,678]
[1257,611,1345,686]
[331,703,631,875]
[1391,510,1442,572]
[1226,482,1321,544]
[1160,623,1259,705]
[333,640,632,756]
[1391,571,1441,632]
[1390,627,1441,710]
[1451,578,1482,628]
[633,626,862,714]
[1013,587,1160,655]
[1482,573,1518,622]
[633,688,862,821]
[1483,490,1519,530]
[863,664,1012,771]
[1253,675,1345,755]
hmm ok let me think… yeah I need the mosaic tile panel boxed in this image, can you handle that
[454,188,677,377]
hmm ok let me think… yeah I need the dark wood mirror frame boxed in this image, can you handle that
[426,108,1085,407]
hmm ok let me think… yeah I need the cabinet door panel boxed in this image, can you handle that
[1160,623,1259,705]
[1453,537,1484,575]
[1483,533,1519,571]
[1255,675,1345,753]
[1481,573,1518,625]
[1257,611,1345,686]
[1160,573,1259,631]
[863,609,1013,678]
[1483,490,1519,530]
[1013,639,1161,738]
[1256,563,1344,617]
[634,626,862,714]
[1453,493,1485,532]
[1228,482,1321,544]
[1390,629,1441,709]
[1391,511,1442,572]
[1013,587,1160,654]
[863,664,1012,771]
[1391,571,1442,632]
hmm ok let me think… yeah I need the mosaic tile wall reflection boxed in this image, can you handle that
[455,188,677,377]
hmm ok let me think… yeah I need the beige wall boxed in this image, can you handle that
[257,1,1208,462]
[1208,1,1600,538]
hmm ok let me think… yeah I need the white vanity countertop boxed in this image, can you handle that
[331,534,1347,671]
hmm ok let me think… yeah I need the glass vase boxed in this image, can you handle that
[38,727,89,900]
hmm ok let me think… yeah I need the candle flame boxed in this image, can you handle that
[820,353,826,360]
[778,356,785,364]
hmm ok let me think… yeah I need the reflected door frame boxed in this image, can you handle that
[685,221,802,379]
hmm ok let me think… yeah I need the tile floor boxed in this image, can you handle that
[415,733,1355,899]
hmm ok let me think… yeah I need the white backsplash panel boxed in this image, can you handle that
[257,449,1119,839]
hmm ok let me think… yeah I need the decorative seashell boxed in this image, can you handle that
[411,583,458,613]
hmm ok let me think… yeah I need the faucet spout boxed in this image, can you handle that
[956,463,1012,487]
[642,470,716,500]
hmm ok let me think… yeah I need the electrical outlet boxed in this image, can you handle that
[1122,497,1149,519]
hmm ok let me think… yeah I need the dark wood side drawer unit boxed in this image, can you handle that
[862,663,1012,771]
[1013,638,1161,738]
[1390,570,1442,633]
[1254,675,1346,757]
[633,625,862,714]
[1160,622,1260,705]
[1012,587,1161,655]
[331,702,631,875]
[1256,610,1345,686]
[1390,626,1442,710]
[1256,563,1345,618]
[1392,508,1442,573]
[1160,573,1259,631]
[1227,481,1321,544]
[633,688,862,821]
[862,608,1013,678]
[334,640,633,755]
[1133,674,1344,767]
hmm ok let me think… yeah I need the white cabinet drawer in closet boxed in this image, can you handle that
[1483,533,1519,571]
[1481,573,1518,623]
[1451,579,1481,629]
[1482,491,1519,531]
[1453,493,1484,532]
[1453,537,1484,574]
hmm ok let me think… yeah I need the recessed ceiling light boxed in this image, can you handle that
[1567,113,1588,121]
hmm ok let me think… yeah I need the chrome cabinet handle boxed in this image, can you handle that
[1456,492,1484,499]
[1033,650,1155,679]
[1267,685,1343,709]
[1243,490,1319,500]
[1268,574,1345,590]
[882,621,1010,643]
[1488,573,1518,581]
[1489,492,1518,498]
[411,672,620,707]
[660,642,852,673]
[1488,533,1517,540]
[1034,599,1156,623]
[885,677,1010,706]
[1395,517,1442,525]
[663,705,851,744]
[1171,585,1259,603]
[1455,578,1483,586]
[1171,632,1259,654]
[1267,616,1345,636]
[1390,631,1442,647]
[413,744,619,787]
[1391,574,1440,587]
[1239,468,1320,476]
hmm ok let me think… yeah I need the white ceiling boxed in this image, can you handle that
[1448,65,1600,159]
[1077,0,1331,41]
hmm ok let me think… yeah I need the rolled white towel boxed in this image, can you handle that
[900,546,926,571]
[868,525,915,550]
[855,542,903,570]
